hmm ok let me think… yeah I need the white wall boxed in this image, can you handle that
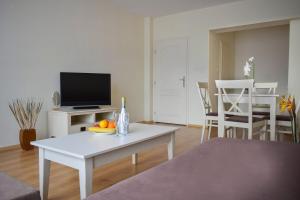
[288,19,300,102]
[0,0,144,147]
[234,25,289,95]
[208,32,236,111]
[144,18,153,121]
[153,0,300,125]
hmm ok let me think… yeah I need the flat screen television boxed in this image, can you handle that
[60,72,111,107]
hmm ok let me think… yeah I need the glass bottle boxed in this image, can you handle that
[117,97,129,135]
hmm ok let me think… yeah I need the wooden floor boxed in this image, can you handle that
[0,125,201,200]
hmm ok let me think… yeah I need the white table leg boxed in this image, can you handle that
[79,159,93,200]
[218,94,225,138]
[132,153,138,165]
[168,132,175,160]
[270,97,276,141]
[39,148,50,200]
[218,120,225,138]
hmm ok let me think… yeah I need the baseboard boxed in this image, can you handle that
[187,124,203,128]
[0,144,20,152]
[139,120,154,124]
[140,121,202,128]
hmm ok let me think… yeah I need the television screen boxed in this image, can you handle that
[60,72,111,106]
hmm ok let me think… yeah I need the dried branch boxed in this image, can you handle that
[9,99,43,130]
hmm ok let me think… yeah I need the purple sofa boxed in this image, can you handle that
[87,138,300,200]
[0,172,40,200]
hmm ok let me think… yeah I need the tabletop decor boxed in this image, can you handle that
[51,91,60,109]
[244,56,255,80]
[87,119,116,134]
[116,97,129,136]
[279,95,298,143]
[9,99,43,150]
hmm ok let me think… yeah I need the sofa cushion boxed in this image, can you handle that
[0,172,40,200]
[87,138,300,200]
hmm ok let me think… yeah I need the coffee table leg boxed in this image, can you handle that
[168,132,175,160]
[79,159,93,200]
[132,153,138,165]
[39,148,50,200]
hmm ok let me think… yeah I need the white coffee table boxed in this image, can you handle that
[31,123,179,200]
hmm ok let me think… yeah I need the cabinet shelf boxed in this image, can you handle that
[71,114,94,126]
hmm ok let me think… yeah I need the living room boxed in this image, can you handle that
[1,0,300,200]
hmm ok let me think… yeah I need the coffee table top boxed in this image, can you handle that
[31,123,179,159]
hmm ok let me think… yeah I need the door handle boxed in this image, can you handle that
[179,76,186,88]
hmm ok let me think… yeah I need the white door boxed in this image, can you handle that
[153,38,188,124]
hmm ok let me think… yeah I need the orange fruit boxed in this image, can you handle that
[99,120,109,128]
[107,121,116,128]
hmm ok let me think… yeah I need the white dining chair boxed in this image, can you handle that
[197,82,218,143]
[275,101,300,141]
[215,79,267,140]
[252,82,278,117]
[254,82,278,94]
[197,82,233,143]
[252,82,298,141]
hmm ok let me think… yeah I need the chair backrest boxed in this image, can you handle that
[296,100,300,116]
[254,82,278,94]
[197,82,212,115]
[215,79,254,122]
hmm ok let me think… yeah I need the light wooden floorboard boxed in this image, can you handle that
[0,125,201,200]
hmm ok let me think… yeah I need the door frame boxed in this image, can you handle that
[153,37,189,125]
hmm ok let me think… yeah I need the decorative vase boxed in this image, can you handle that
[19,129,36,150]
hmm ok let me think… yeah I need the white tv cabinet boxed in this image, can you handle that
[48,106,118,138]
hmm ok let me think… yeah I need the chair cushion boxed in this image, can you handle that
[276,115,292,121]
[226,116,265,123]
[253,111,270,116]
[263,115,292,121]
[206,112,218,116]
[206,112,235,117]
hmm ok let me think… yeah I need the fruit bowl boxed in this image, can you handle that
[88,119,116,134]
[88,127,116,134]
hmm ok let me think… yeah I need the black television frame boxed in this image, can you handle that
[60,72,111,107]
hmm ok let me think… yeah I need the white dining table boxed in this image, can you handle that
[215,93,279,141]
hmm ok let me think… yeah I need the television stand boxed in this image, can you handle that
[48,106,118,137]
[73,106,100,110]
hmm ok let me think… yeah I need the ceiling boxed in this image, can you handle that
[111,0,245,17]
